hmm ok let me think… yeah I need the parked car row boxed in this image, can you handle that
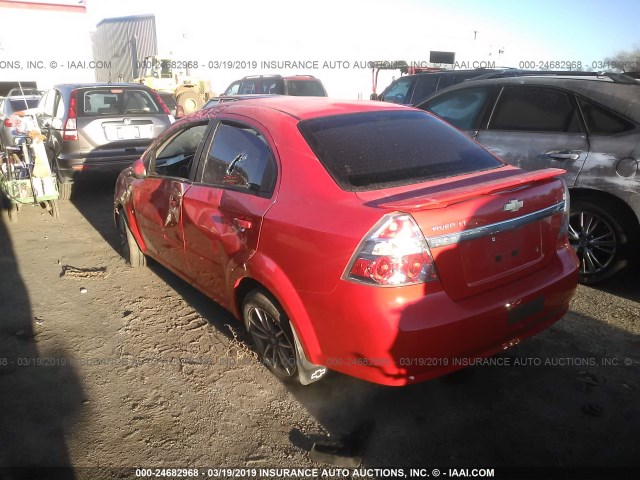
[416,75,640,284]
[375,67,639,106]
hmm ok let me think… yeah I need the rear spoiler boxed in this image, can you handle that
[377,168,566,210]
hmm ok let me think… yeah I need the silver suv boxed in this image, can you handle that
[36,83,174,199]
[418,76,640,283]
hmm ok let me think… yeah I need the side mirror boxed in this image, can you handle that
[131,158,147,179]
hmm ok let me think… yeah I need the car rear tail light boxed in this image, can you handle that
[559,179,570,240]
[63,89,78,141]
[176,105,185,118]
[345,214,439,286]
[151,90,171,115]
[4,117,13,127]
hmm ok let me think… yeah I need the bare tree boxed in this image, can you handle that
[604,45,640,72]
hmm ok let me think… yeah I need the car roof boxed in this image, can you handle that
[426,76,640,124]
[197,96,407,121]
[394,68,504,80]
[53,83,152,90]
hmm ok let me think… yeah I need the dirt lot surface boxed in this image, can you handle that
[1,182,638,480]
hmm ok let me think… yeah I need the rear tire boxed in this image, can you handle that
[57,180,72,200]
[568,199,637,284]
[242,290,298,383]
[116,208,146,267]
[177,90,203,114]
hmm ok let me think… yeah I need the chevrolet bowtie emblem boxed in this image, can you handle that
[504,199,524,212]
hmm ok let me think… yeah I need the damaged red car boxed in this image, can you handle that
[114,97,579,386]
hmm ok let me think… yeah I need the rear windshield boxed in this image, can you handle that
[298,110,502,191]
[79,88,161,116]
[9,98,39,112]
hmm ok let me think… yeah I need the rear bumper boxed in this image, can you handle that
[298,245,579,386]
[56,149,146,183]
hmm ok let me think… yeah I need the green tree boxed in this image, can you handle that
[604,46,640,72]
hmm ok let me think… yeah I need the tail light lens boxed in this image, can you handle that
[176,105,185,118]
[4,117,14,127]
[151,90,171,115]
[63,89,78,141]
[345,214,439,286]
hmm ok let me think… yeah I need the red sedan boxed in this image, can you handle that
[114,97,579,386]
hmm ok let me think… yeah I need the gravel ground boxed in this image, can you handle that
[0,183,638,480]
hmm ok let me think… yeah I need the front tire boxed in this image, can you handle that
[116,209,146,267]
[568,199,637,284]
[242,290,298,382]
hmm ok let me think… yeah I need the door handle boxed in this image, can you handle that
[545,150,581,161]
[233,218,252,230]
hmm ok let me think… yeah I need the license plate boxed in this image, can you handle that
[117,126,139,140]
[508,296,544,325]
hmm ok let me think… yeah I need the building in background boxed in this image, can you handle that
[91,14,157,83]
[0,0,93,91]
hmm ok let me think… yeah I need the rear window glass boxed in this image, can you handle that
[577,97,635,134]
[9,98,39,112]
[298,110,502,191]
[79,89,160,116]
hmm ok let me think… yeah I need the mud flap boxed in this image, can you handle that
[290,324,327,385]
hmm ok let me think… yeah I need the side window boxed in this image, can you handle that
[381,77,413,104]
[225,81,240,95]
[239,80,257,95]
[577,98,635,135]
[425,87,492,130]
[201,122,276,196]
[489,87,580,133]
[263,79,284,94]
[152,123,209,178]
[38,90,56,117]
[410,75,440,104]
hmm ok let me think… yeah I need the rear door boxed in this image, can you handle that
[182,118,278,304]
[133,121,211,273]
[475,86,589,186]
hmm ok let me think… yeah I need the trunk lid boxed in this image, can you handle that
[358,168,567,300]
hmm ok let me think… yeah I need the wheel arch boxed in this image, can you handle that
[231,257,323,365]
[569,187,640,242]
[114,203,147,253]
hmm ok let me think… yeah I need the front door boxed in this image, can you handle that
[133,121,211,273]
